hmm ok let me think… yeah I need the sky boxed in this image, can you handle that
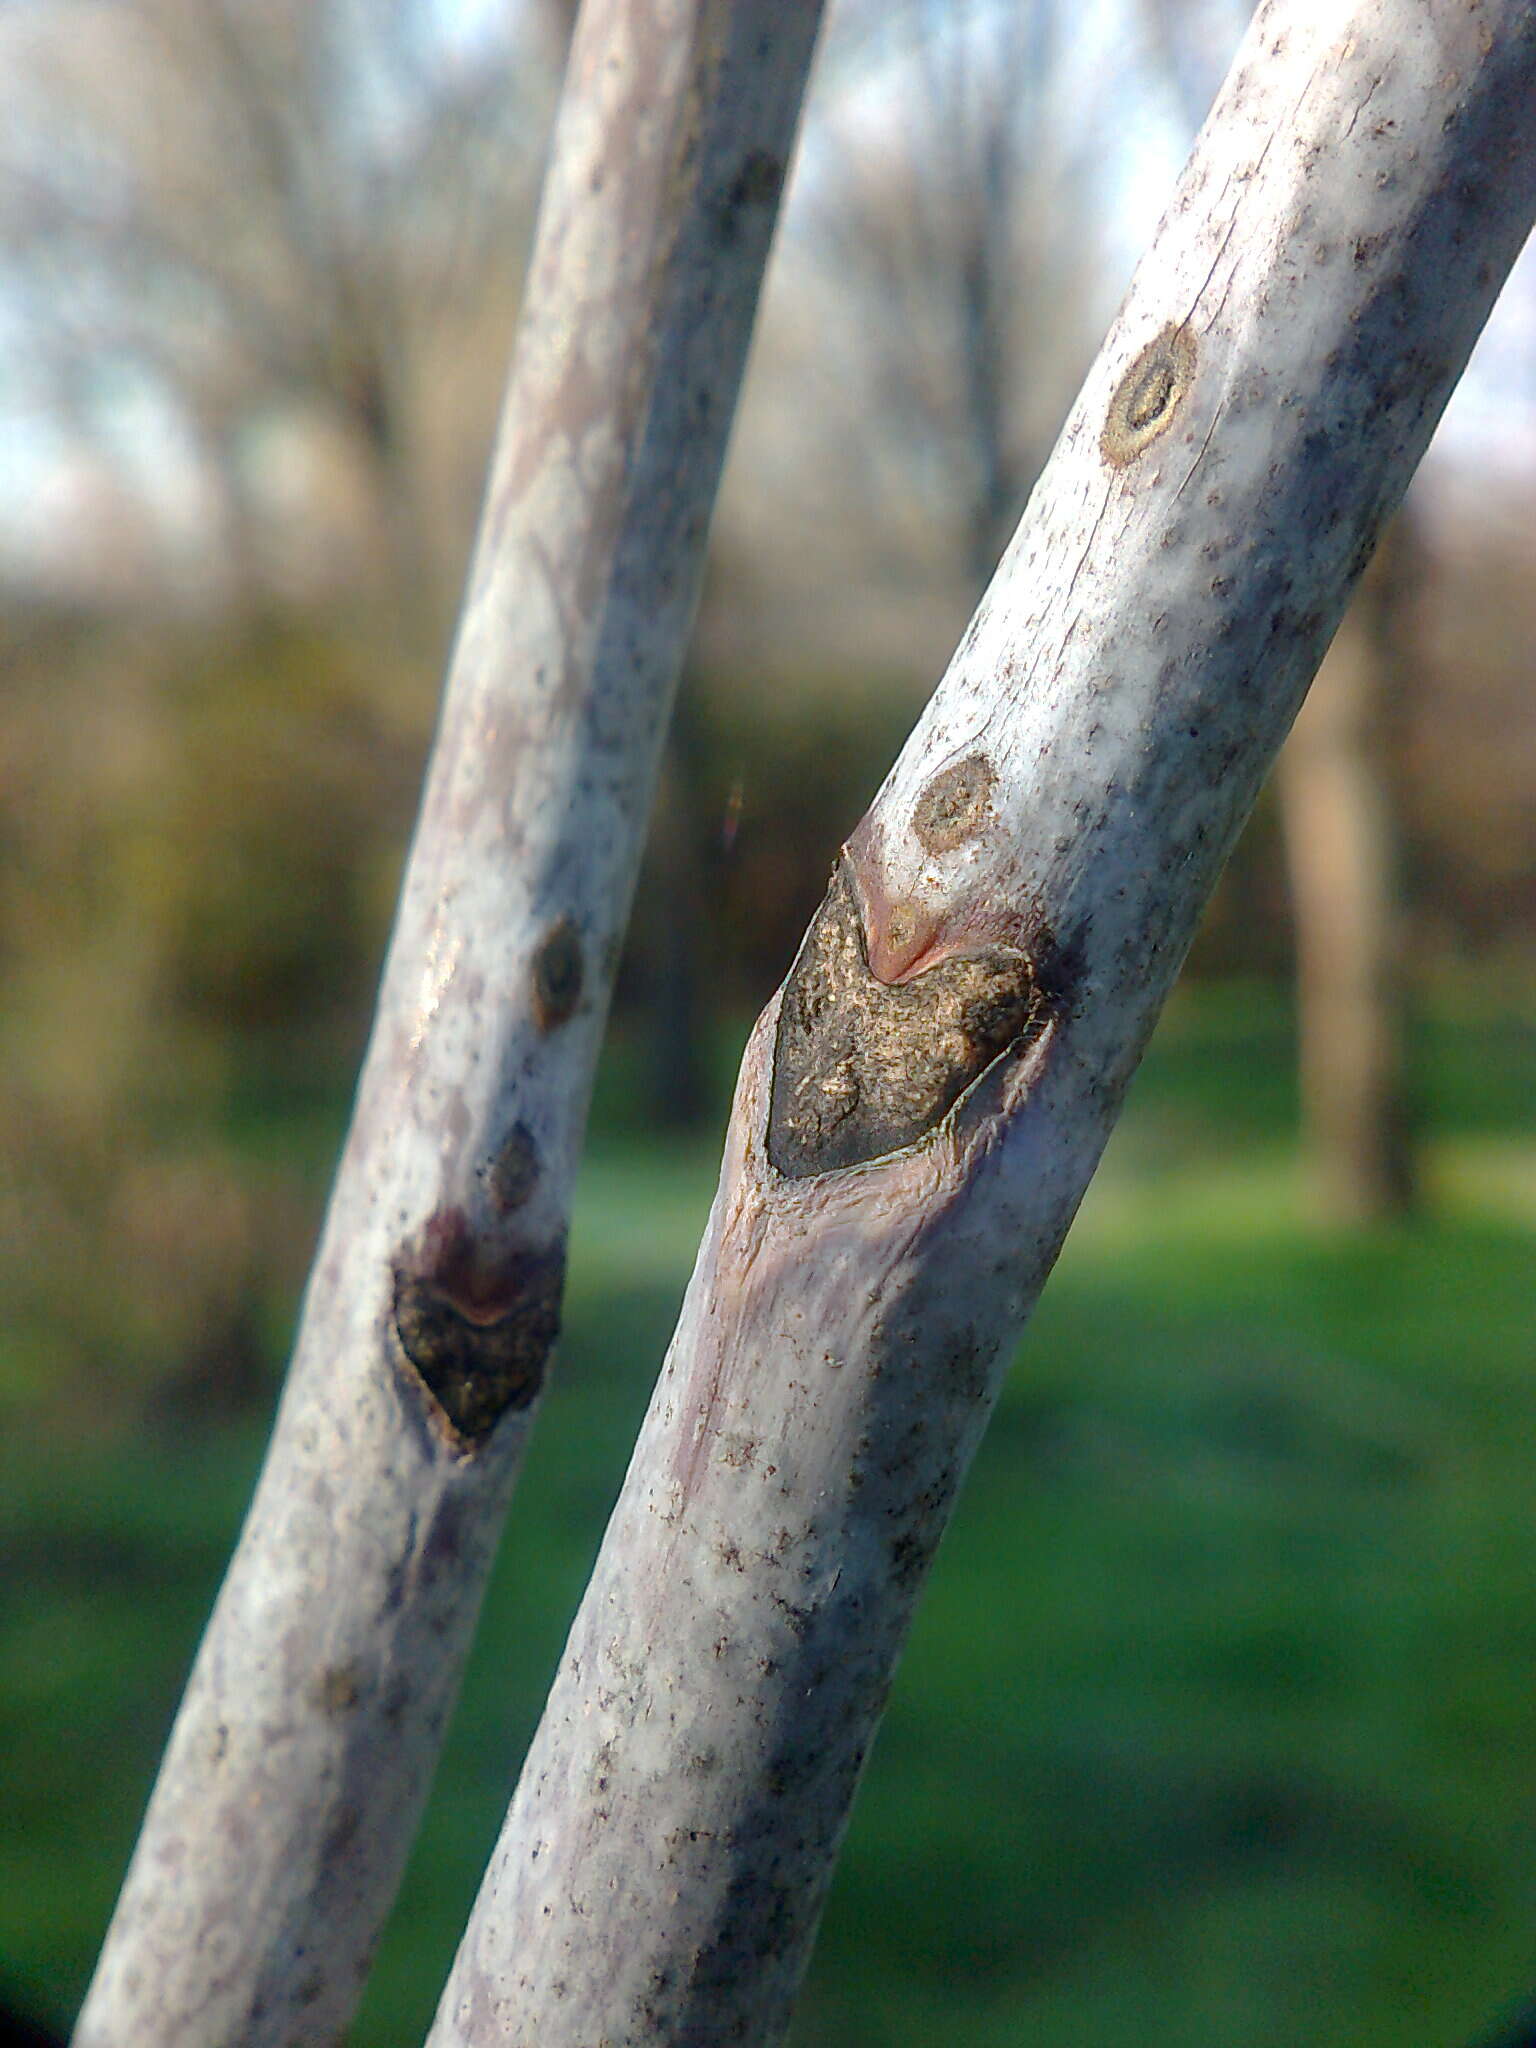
[0,0,1531,593]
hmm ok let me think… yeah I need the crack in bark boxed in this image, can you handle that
[767,860,1044,1179]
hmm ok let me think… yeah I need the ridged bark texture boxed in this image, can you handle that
[428,6,1536,2044]
[73,5,823,2044]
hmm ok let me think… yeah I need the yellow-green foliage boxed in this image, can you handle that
[0,606,434,1423]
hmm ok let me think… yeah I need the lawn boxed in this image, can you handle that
[4,985,1535,2046]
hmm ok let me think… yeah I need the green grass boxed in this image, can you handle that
[5,986,1535,2045]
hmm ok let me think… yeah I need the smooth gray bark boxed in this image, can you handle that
[428,7,1536,2044]
[74,6,822,2044]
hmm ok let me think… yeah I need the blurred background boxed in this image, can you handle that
[2,1,1534,2042]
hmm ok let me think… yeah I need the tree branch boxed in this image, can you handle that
[425,7,1536,2042]
[73,5,823,2043]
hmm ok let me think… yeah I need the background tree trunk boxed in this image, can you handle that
[1279,516,1419,1221]
[643,686,715,1131]
[424,8,1536,2044]
[73,7,823,2044]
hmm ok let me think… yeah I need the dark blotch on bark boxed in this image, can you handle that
[726,147,784,213]
[392,1243,565,1443]
[532,917,583,1030]
[485,1121,541,1212]
[315,1664,362,1715]
[767,860,1043,1179]
[712,149,787,250]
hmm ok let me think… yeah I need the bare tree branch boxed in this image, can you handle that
[72,5,824,2043]
[424,8,1536,2042]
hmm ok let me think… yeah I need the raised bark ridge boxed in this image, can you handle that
[767,857,1043,1178]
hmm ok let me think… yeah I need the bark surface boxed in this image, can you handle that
[428,7,1536,2044]
[73,6,823,2045]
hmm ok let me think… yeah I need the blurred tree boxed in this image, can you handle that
[1278,519,1420,1221]
[633,675,715,1129]
[782,0,1096,592]
[0,0,551,629]
[0,2,563,1423]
